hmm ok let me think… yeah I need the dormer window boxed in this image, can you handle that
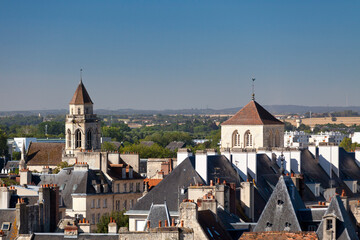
[277,199,284,205]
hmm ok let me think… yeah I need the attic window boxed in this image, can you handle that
[1,222,10,231]
[60,184,66,191]
[72,184,78,191]
[285,222,291,227]
[266,222,272,227]
[277,199,284,205]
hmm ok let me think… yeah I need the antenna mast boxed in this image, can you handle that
[252,78,256,100]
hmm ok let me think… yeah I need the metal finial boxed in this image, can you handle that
[252,78,255,100]
[80,69,83,83]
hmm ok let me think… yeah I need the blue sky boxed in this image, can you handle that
[0,1,359,111]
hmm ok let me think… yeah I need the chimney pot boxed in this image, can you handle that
[147,220,150,229]
[180,220,184,227]
[158,220,161,228]
[171,218,175,227]
[165,220,168,227]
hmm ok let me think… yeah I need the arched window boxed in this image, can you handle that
[275,131,280,147]
[67,129,71,148]
[87,130,92,149]
[78,108,81,115]
[245,130,253,147]
[75,129,82,148]
[268,130,273,147]
[232,131,241,147]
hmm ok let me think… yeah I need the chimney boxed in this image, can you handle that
[42,166,51,174]
[78,219,91,233]
[0,185,12,209]
[240,181,254,221]
[20,169,32,186]
[340,189,349,211]
[177,148,193,166]
[74,162,89,171]
[16,198,28,234]
[108,219,118,233]
[39,185,51,232]
[195,150,208,184]
[291,174,305,198]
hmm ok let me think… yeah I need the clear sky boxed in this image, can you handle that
[0,1,359,111]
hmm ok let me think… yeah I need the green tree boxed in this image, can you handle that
[96,210,129,233]
[53,161,71,174]
[12,151,21,160]
[101,142,119,152]
[120,143,175,158]
[339,137,359,152]
[0,128,8,158]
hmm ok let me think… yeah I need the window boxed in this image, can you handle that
[97,213,100,223]
[75,129,82,148]
[277,200,284,205]
[245,130,252,147]
[275,131,280,147]
[130,199,134,209]
[91,214,95,224]
[103,199,107,208]
[123,200,127,210]
[91,199,95,209]
[123,183,127,193]
[136,183,140,192]
[67,129,71,148]
[315,185,320,197]
[85,108,88,114]
[86,130,92,149]
[116,184,120,193]
[130,183,134,192]
[97,199,100,209]
[78,108,81,115]
[326,219,333,230]
[268,130,273,147]
[1,222,11,231]
[232,131,241,147]
[116,200,120,210]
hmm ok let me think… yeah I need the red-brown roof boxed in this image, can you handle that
[69,81,93,105]
[26,142,64,166]
[222,101,284,126]
[240,231,319,240]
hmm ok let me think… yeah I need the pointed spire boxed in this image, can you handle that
[251,78,255,101]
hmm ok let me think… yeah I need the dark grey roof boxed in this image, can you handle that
[216,207,241,230]
[165,141,185,151]
[254,176,303,232]
[298,208,327,223]
[4,161,19,170]
[133,157,204,212]
[317,195,359,240]
[9,195,39,208]
[0,209,16,240]
[339,148,360,181]
[38,168,109,209]
[145,203,171,229]
[197,210,232,240]
[133,155,241,212]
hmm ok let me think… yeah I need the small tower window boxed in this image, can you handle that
[245,130,252,147]
[67,129,71,148]
[232,131,241,147]
[87,130,92,149]
[75,129,82,148]
[78,108,81,115]
[326,219,333,230]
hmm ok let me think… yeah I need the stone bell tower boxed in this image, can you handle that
[65,78,101,155]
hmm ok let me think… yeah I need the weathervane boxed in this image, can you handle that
[252,78,255,101]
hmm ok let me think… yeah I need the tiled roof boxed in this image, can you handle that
[222,101,284,125]
[26,142,64,166]
[144,178,162,190]
[69,81,93,105]
[240,231,319,240]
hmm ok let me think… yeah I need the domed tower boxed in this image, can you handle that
[65,79,101,155]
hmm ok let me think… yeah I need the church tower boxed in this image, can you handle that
[65,79,101,155]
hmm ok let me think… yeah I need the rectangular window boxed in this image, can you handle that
[117,184,120,193]
[136,183,140,192]
[123,183,127,193]
[97,199,101,209]
[326,219,333,230]
[91,199,95,209]
[91,214,95,224]
[130,183,134,192]
[130,199,134,209]
[123,200,127,210]
[97,213,100,223]
[116,200,120,211]
[104,199,107,208]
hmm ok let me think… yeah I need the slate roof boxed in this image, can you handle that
[0,209,16,240]
[132,157,204,212]
[132,155,241,212]
[38,167,109,209]
[4,161,19,170]
[197,210,232,240]
[316,195,359,240]
[254,176,304,232]
[26,142,64,166]
[69,80,93,105]
[338,148,360,181]
[165,141,185,151]
[222,101,283,126]
[145,203,171,229]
